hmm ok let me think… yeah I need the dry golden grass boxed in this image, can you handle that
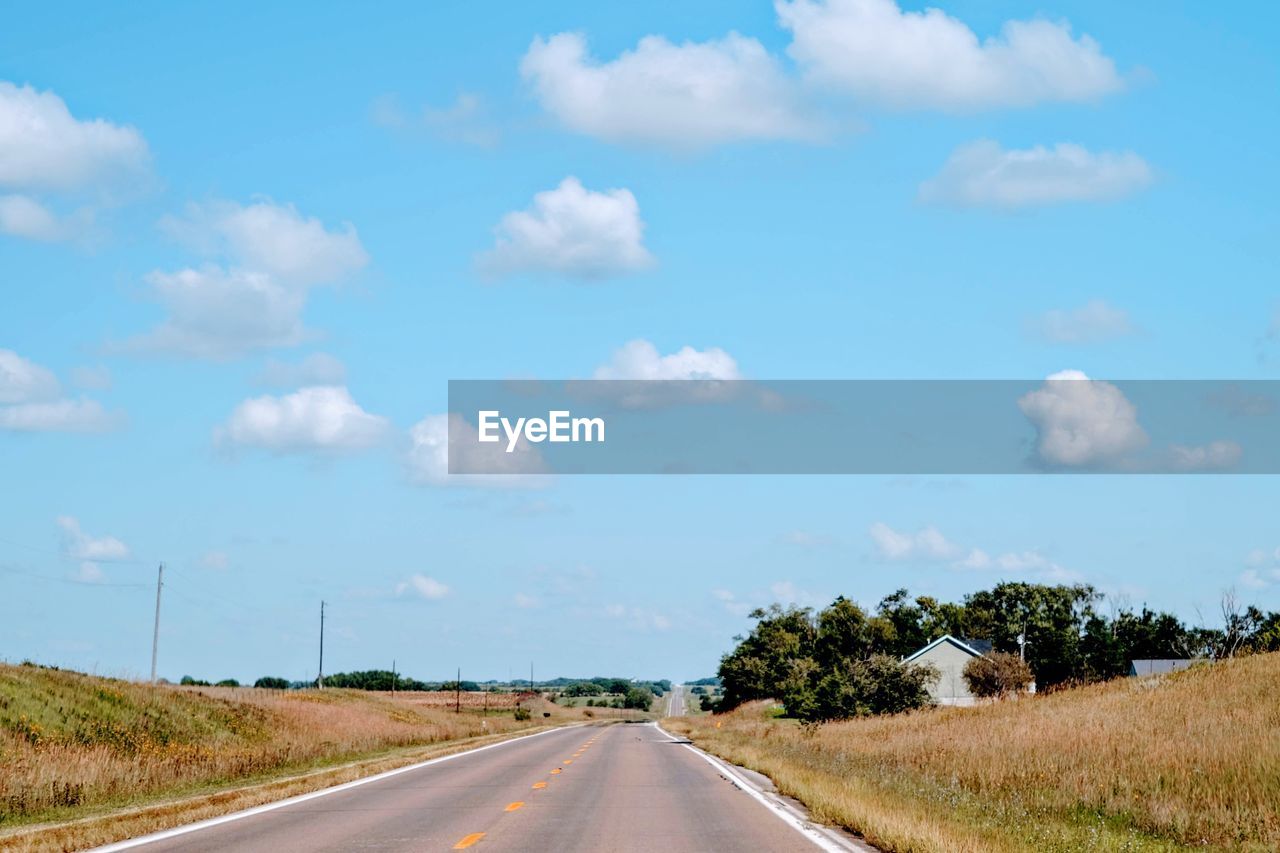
[0,663,602,848]
[669,653,1280,853]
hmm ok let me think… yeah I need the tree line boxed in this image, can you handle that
[716,582,1280,722]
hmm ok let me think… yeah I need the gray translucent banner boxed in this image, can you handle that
[447,379,1280,475]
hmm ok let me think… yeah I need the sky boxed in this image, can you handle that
[1,1,1278,685]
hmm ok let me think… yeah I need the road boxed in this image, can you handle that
[96,702,847,852]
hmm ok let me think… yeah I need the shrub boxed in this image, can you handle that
[963,652,1033,698]
[513,706,531,721]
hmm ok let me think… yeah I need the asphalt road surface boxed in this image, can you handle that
[98,717,839,852]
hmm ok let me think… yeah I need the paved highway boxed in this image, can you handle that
[96,707,852,852]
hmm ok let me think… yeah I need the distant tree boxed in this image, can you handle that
[623,687,653,710]
[963,653,1033,699]
[563,681,603,697]
[215,678,240,687]
[179,675,210,686]
[254,676,289,689]
[607,679,630,695]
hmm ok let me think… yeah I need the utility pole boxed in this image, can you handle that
[455,666,461,714]
[529,661,534,696]
[149,563,164,684]
[317,601,326,689]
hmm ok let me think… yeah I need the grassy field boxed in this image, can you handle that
[0,662,612,847]
[668,653,1280,853]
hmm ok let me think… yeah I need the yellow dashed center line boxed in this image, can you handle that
[453,832,485,849]
[551,768,562,774]
[532,781,547,789]
[505,801,524,812]
[563,759,573,764]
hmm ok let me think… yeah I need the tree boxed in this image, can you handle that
[963,582,1099,688]
[796,655,935,722]
[962,653,1033,698]
[718,604,816,709]
[622,687,654,710]
[254,676,289,689]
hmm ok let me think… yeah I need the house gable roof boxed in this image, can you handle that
[903,634,986,663]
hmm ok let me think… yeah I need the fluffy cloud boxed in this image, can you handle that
[216,386,389,454]
[869,521,961,560]
[1018,370,1148,467]
[0,194,72,241]
[0,82,150,241]
[0,349,60,404]
[1019,371,1242,471]
[161,201,368,286]
[57,515,129,561]
[593,339,740,380]
[0,349,118,432]
[405,413,547,487]
[1034,299,1136,344]
[480,177,653,279]
[521,32,819,147]
[395,574,450,600]
[869,522,1076,580]
[254,353,347,389]
[131,267,307,358]
[0,82,148,191]
[130,200,368,359]
[778,0,1126,111]
[920,141,1152,209]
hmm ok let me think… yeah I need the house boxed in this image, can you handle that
[1129,659,1195,677]
[903,634,988,706]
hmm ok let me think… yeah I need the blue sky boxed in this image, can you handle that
[2,1,1278,684]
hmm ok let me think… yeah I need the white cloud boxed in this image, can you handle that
[593,339,741,380]
[0,194,70,241]
[0,348,60,403]
[480,177,653,279]
[0,82,149,242]
[1018,370,1148,467]
[130,267,307,359]
[777,0,1126,111]
[0,349,119,432]
[162,200,368,286]
[869,522,962,561]
[521,32,820,147]
[0,82,149,191]
[74,561,105,584]
[1035,299,1136,344]
[254,353,347,388]
[871,522,1077,580]
[395,574,450,600]
[57,515,129,561]
[405,413,547,487]
[920,141,1152,209]
[131,200,368,359]
[216,385,389,454]
[1168,440,1242,472]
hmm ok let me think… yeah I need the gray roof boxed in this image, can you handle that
[904,634,986,663]
[1129,659,1195,676]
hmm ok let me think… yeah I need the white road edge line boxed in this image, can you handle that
[653,722,869,853]
[89,724,586,852]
